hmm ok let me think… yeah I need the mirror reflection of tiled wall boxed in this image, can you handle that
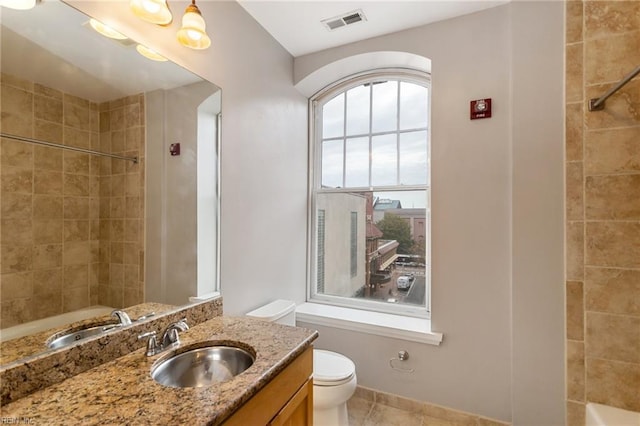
[565,1,640,423]
[0,73,145,328]
[97,95,145,310]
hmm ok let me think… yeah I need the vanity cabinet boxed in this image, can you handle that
[223,346,313,426]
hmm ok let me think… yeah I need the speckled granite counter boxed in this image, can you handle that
[1,316,318,425]
[0,303,175,365]
[1,299,223,404]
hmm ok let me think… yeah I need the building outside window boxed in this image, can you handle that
[317,209,326,294]
[309,70,431,317]
[350,212,358,277]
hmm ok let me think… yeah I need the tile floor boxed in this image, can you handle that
[347,396,466,426]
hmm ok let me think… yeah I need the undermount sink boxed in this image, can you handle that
[151,344,255,388]
[47,323,123,349]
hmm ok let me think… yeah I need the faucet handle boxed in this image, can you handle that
[134,312,156,322]
[138,331,158,356]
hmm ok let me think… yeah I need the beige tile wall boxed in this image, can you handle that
[97,95,145,309]
[0,73,145,328]
[565,1,640,423]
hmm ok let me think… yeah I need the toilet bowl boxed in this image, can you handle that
[246,300,357,426]
[313,349,357,426]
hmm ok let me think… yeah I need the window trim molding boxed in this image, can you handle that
[296,303,442,346]
[310,67,432,103]
[306,68,432,319]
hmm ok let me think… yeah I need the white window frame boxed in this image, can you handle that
[307,68,432,319]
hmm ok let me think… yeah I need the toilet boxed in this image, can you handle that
[246,300,357,426]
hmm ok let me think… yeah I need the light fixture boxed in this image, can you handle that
[176,0,211,50]
[0,0,36,10]
[130,0,172,25]
[89,19,128,40]
[136,44,168,62]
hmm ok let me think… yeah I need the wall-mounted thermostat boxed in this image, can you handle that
[470,98,492,120]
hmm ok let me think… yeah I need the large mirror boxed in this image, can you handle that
[0,0,221,363]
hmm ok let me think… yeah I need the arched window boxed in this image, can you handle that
[309,69,430,317]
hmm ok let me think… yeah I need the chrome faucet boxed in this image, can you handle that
[111,310,132,326]
[161,320,189,347]
[137,319,189,357]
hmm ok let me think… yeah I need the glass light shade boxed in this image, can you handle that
[89,19,128,40]
[130,0,172,25]
[136,44,168,62]
[0,0,36,10]
[176,4,211,50]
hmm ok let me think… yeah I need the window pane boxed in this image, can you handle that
[316,190,427,309]
[322,94,344,138]
[372,81,397,133]
[372,190,427,308]
[371,134,397,186]
[345,137,369,187]
[346,85,370,136]
[399,131,428,185]
[321,139,343,188]
[316,192,366,298]
[399,82,428,130]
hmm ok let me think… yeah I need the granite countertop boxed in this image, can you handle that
[0,302,175,365]
[1,316,318,425]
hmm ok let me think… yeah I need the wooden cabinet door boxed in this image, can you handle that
[269,378,313,426]
[223,346,313,426]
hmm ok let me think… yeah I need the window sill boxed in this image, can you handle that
[295,303,443,346]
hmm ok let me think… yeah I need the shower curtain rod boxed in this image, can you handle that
[0,132,138,163]
[589,65,640,111]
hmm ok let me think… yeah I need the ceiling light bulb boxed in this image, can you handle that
[136,44,168,62]
[142,0,161,14]
[177,1,211,50]
[130,0,172,25]
[0,0,36,10]
[89,19,128,40]
[187,29,202,41]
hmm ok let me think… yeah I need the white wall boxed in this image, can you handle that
[295,3,564,423]
[145,81,219,305]
[69,1,564,422]
[509,2,565,424]
[69,1,309,312]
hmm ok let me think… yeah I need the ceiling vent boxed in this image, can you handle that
[321,9,367,31]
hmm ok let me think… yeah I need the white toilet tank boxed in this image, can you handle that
[246,299,296,326]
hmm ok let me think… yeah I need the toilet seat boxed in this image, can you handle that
[313,349,355,386]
